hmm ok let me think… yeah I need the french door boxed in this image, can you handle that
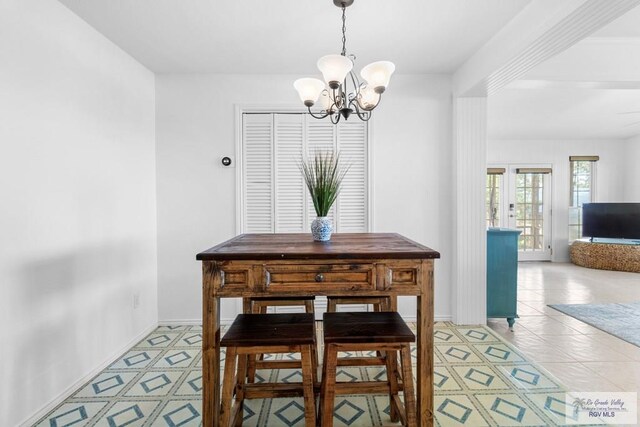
[489,164,553,261]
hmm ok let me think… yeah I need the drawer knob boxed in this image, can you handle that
[315,273,325,282]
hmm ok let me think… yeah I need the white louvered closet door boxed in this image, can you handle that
[242,113,369,233]
[274,114,305,233]
[243,114,273,232]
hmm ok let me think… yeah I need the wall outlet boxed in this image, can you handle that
[133,292,140,309]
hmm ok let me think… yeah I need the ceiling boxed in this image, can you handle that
[489,6,640,140]
[57,0,530,74]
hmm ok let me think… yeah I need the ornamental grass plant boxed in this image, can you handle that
[300,151,349,217]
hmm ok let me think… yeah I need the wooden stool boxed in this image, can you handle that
[244,297,317,383]
[220,313,317,426]
[320,312,416,427]
[326,296,394,366]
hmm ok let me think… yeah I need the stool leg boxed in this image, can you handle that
[319,342,328,424]
[233,353,248,427]
[312,337,318,385]
[220,346,238,427]
[305,300,314,314]
[321,344,338,427]
[242,297,252,314]
[300,344,317,426]
[385,350,401,423]
[400,344,417,427]
[246,303,262,383]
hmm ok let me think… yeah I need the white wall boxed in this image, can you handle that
[624,135,640,201]
[0,1,157,425]
[155,74,452,323]
[487,139,628,261]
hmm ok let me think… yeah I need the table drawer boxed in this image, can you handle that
[217,263,253,292]
[381,262,421,292]
[263,263,375,292]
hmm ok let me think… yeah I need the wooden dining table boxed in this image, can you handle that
[196,232,440,426]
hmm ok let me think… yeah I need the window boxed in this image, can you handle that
[486,168,504,228]
[240,112,369,233]
[568,156,598,242]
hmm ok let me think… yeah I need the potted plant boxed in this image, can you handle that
[300,151,349,241]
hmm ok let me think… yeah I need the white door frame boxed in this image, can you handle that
[505,164,553,261]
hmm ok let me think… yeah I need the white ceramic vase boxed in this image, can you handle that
[311,216,333,241]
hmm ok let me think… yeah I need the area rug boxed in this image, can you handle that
[549,301,640,348]
[34,322,581,426]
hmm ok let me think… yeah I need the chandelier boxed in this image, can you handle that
[293,0,395,124]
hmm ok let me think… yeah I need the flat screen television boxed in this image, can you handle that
[582,203,640,240]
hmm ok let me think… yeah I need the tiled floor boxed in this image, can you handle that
[488,262,640,424]
[33,261,639,426]
[36,322,582,426]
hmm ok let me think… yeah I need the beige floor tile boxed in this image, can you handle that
[581,361,640,392]
[516,302,545,316]
[517,316,584,336]
[539,362,622,392]
[538,335,633,362]
[516,343,577,363]
[550,314,608,334]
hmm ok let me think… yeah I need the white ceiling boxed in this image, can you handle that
[57,0,530,74]
[489,6,640,140]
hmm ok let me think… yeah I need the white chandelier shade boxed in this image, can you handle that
[317,54,353,88]
[360,61,396,93]
[293,78,326,106]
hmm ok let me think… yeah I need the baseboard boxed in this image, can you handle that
[158,319,206,326]
[159,318,236,326]
[160,314,453,326]
[403,315,453,322]
[20,322,158,427]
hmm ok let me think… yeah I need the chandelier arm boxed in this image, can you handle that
[351,91,383,112]
[353,107,372,122]
[349,70,363,92]
[333,86,344,110]
[349,101,369,121]
[307,106,330,119]
[348,70,361,98]
[331,111,341,124]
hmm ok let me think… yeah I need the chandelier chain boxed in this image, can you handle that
[341,4,347,56]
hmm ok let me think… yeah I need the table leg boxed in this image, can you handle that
[417,262,434,426]
[203,291,221,426]
[386,294,402,418]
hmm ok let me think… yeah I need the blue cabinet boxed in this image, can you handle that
[487,228,521,329]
